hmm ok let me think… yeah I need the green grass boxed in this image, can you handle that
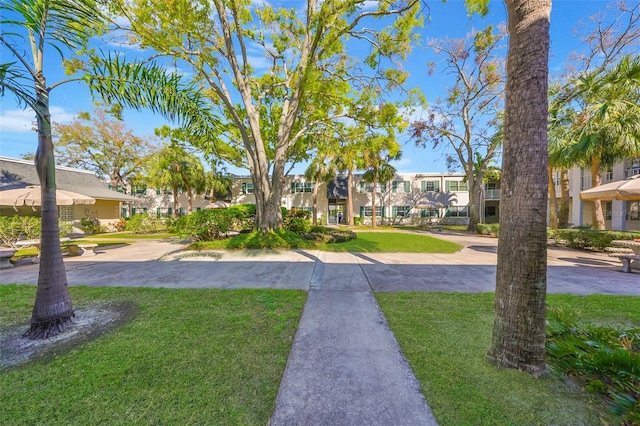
[317,231,462,253]
[0,285,306,425]
[377,292,640,425]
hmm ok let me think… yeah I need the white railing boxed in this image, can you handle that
[484,189,500,200]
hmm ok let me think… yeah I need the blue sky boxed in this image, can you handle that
[0,0,613,175]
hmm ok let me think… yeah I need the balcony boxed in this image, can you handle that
[484,189,500,200]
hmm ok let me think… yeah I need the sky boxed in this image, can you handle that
[0,0,616,176]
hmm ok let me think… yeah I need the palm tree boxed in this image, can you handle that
[145,140,206,218]
[0,0,104,338]
[487,0,551,377]
[362,134,401,228]
[335,139,361,227]
[304,146,337,226]
[565,56,640,230]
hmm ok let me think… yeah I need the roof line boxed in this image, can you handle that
[0,156,96,175]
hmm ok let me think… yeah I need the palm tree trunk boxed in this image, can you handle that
[548,166,558,229]
[312,178,320,226]
[591,157,606,230]
[487,0,550,377]
[558,169,571,228]
[347,171,354,226]
[27,87,74,339]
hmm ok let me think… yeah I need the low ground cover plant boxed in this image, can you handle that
[546,307,640,423]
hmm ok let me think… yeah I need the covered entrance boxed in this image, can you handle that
[327,176,349,225]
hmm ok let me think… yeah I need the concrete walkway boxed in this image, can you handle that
[1,231,638,426]
[269,251,437,425]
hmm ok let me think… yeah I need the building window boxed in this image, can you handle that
[421,180,440,192]
[132,185,147,195]
[241,182,254,194]
[293,206,313,212]
[291,182,314,193]
[420,208,439,218]
[392,206,411,217]
[361,206,383,217]
[59,205,73,221]
[359,182,385,193]
[445,180,468,192]
[445,206,469,217]
[627,202,640,221]
[392,181,411,193]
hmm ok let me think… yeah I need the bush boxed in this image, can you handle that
[477,223,499,237]
[0,215,69,248]
[80,216,102,234]
[227,204,256,232]
[223,229,313,249]
[125,214,165,234]
[546,307,640,423]
[172,209,252,241]
[354,216,364,226]
[546,228,640,250]
[302,226,357,244]
[113,218,127,232]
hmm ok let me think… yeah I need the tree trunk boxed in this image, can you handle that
[548,166,558,229]
[371,174,378,228]
[347,171,354,226]
[172,184,179,219]
[487,0,550,377]
[467,175,482,232]
[253,173,284,232]
[26,86,74,339]
[558,169,570,228]
[312,178,320,226]
[591,157,605,230]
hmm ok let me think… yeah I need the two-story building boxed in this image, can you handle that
[551,157,640,231]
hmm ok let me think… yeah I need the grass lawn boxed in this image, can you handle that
[377,292,640,425]
[317,231,462,253]
[0,285,306,425]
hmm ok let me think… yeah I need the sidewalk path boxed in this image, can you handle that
[1,232,638,425]
[269,251,438,425]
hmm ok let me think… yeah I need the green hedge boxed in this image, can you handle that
[0,215,71,248]
[547,228,640,250]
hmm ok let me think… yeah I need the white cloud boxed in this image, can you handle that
[0,107,76,133]
[0,109,36,133]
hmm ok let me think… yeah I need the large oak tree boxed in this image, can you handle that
[103,0,423,231]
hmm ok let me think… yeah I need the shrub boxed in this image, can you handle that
[477,223,499,237]
[113,218,127,232]
[0,215,69,248]
[227,204,256,231]
[223,229,313,249]
[354,216,364,226]
[546,307,640,423]
[546,228,640,250]
[125,214,165,234]
[302,226,357,244]
[173,209,252,241]
[282,208,311,235]
[80,216,102,234]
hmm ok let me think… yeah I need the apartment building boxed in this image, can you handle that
[551,157,640,231]
[128,172,477,226]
